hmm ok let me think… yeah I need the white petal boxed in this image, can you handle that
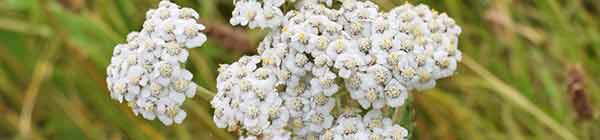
[373,100,385,109]
[197,24,206,30]
[358,99,371,109]
[174,111,187,124]
[125,92,136,102]
[185,83,197,97]
[185,34,207,48]
[111,92,123,103]
[156,77,170,86]
[142,111,156,120]
[181,70,193,80]
[141,89,151,98]
[170,93,186,104]
[158,114,173,126]
[339,69,352,78]
[178,50,189,62]
[127,85,140,95]
[387,97,405,107]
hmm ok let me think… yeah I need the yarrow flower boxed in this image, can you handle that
[324,110,408,140]
[106,0,207,125]
[230,0,285,29]
[213,0,461,139]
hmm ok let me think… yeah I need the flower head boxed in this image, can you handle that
[213,0,461,139]
[107,0,207,126]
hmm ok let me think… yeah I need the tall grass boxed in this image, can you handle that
[0,0,598,139]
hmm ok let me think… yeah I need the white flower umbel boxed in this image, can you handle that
[106,0,207,126]
[230,0,285,29]
[214,0,461,139]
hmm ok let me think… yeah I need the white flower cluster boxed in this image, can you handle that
[213,0,461,139]
[321,110,408,140]
[230,0,285,29]
[106,0,207,126]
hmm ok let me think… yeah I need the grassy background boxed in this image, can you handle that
[0,0,599,139]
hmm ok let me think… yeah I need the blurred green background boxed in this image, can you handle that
[0,0,599,139]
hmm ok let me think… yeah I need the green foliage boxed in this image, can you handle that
[0,0,599,140]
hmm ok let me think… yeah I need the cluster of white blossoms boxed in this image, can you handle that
[213,0,461,139]
[106,0,207,125]
[322,110,409,140]
[230,0,285,29]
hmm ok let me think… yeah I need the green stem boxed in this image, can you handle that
[185,100,235,140]
[463,55,578,140]
[196,85,216,101]
[392,106,402,123]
